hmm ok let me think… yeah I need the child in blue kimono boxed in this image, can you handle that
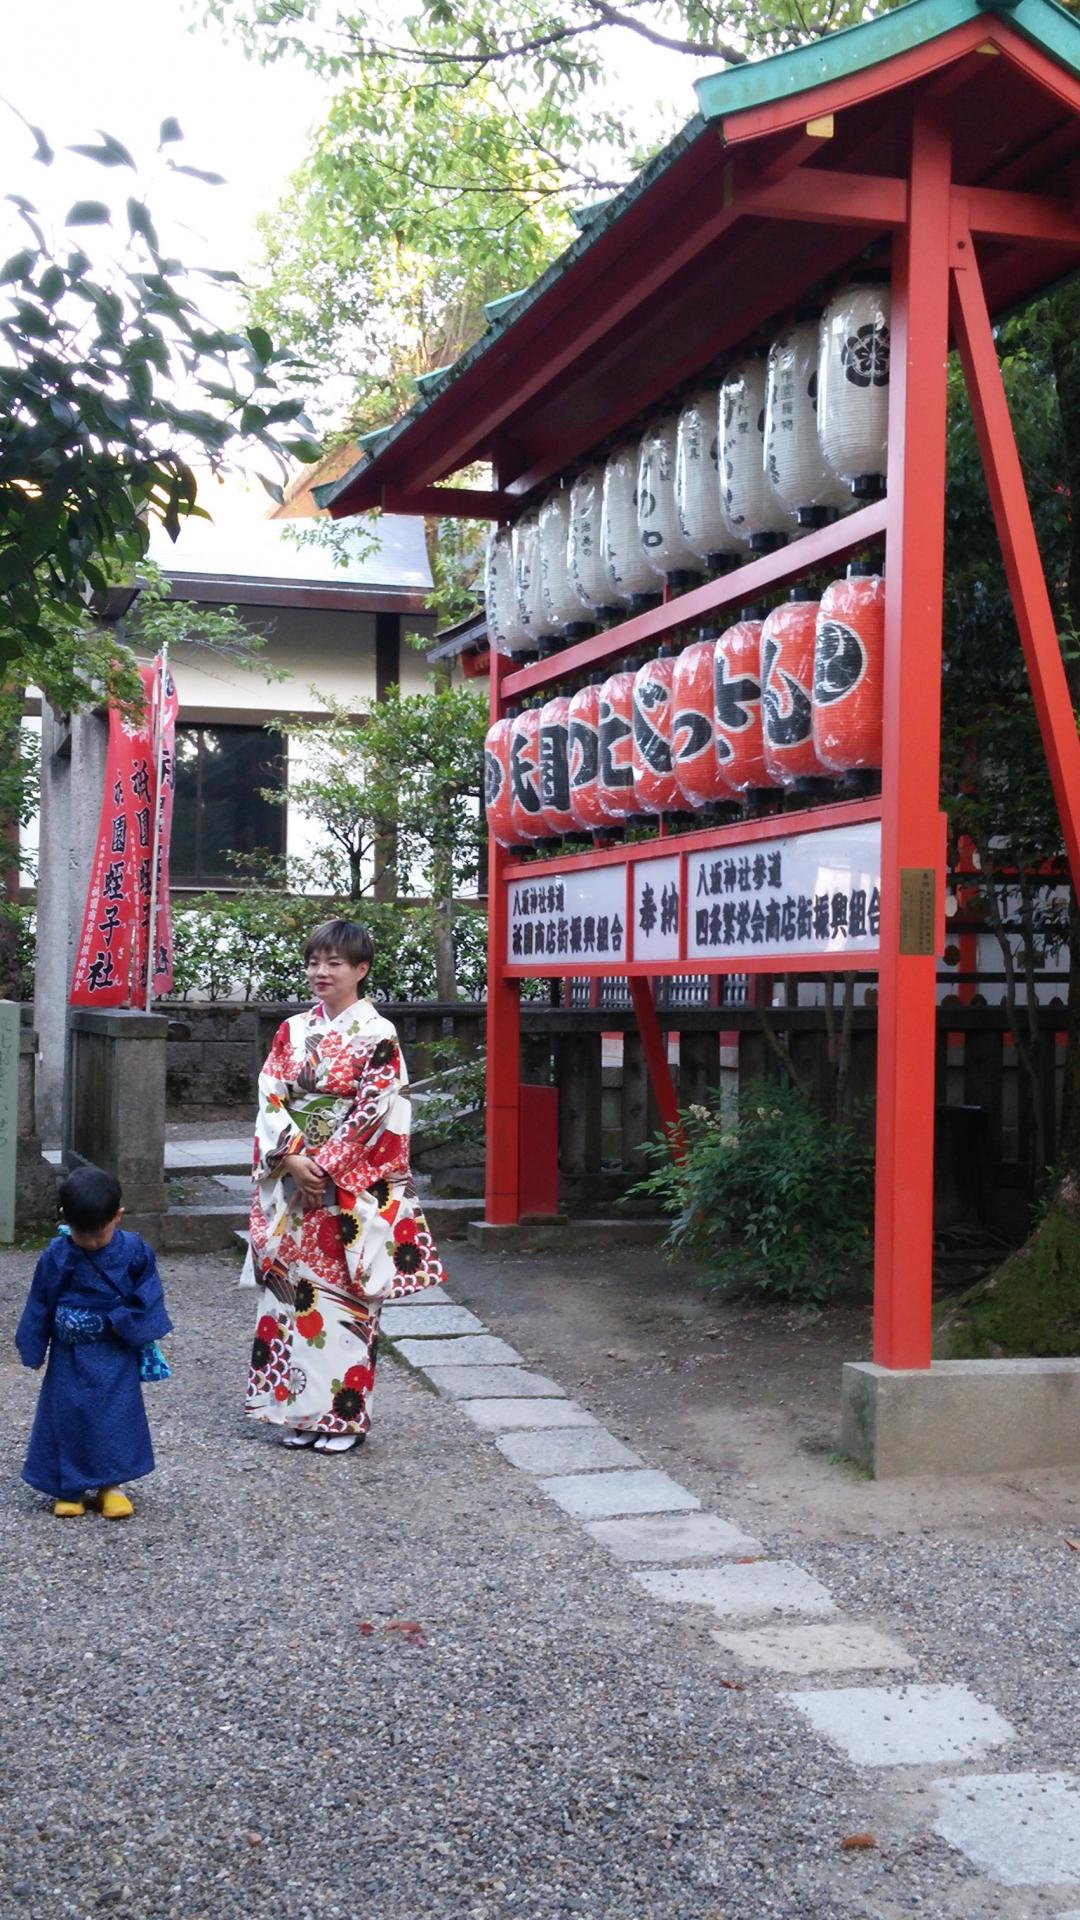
[15,1165,172,1519]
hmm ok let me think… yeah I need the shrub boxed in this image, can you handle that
[626,1079,874,1305]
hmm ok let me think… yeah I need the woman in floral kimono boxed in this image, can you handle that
[246,919,445,1452]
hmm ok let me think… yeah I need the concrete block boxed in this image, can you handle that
[458,1398,598,1432]
[495,1427,641,1475]
[585,1513,761,1564]
[842,1358,1080,1476]
[380,1304,485,1337]
[395,1333,522,1368]
[422,1364,566,1400]
[781,1682,1014,1768]
[933,1772,1080,1887]
[714,1620,916,1676]
[539,1469,700,1519]
[633,1562,836,1623]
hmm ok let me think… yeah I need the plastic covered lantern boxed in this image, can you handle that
[602,443,659,606]
[672,637,734,810]
[537,692,575,837]
[714,614,772,793]
[675,386,747,570]
[638,414,704,587]
[567,681,607,832]
[817,280,891,496]
[598,666,639,819]
[765,319,851,526]
[812,564,886,772]
[539,488,590,638]
[513,507,560,647]
[631,653,679,815]
[485,527,533,657]
[508,705,545,841]
[569,464,622,617]
[484,717,526,848]
[761,594,829,787]
[720,355,795,550]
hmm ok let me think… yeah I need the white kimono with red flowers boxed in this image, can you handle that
[246,998,444,1438]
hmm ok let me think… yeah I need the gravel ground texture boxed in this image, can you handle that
[0,1241,1078,1920]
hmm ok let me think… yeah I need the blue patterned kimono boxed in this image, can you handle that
[16,1231,172,1500]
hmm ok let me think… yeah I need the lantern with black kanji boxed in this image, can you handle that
[813,563,886,773]
[484,716,526,848]
[485,527,534,657]
[762,592,829,787]
[598,665,639,819]
[537,692,575,838]
[676,385,747,572]
[540,487,591,639]
[672,635,733,810]
[513,507,561,648]
[720,354,795,550]
[508,704,545,841]
[602,443,660,608]
[569,464,622,618]
[714,612,773,794]
[638,414,705,588]
[817,278,891,497]
[632,651,679,815]
[567,679,607,832]
[765,317,851,526]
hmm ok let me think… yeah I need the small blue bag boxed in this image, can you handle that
[138,1340,172,1383]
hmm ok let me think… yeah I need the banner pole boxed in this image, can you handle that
[144,643,168,1013]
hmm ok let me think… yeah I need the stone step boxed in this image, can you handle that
[467,1216,668,1252]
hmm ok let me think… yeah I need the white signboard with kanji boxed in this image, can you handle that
[633,856,680,961]
[507,866,627,966]
[686,821,881,961]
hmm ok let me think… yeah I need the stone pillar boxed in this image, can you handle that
[34,705,108,1142]
[64,1007,167,1216]
[16,1017,58,1229]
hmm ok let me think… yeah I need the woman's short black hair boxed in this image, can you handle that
[304,919,375,971]
[59,1164,123,1232]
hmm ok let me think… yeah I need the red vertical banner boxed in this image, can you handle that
[70,696,152,1006]
[151,660,179,1000]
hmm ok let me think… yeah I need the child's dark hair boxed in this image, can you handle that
[59,1165,123,1233]
[304,919,374,971]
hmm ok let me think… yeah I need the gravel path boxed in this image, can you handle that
[0,1247,1075,1920]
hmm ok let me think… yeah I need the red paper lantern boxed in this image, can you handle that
[484,717,525,849]
[714,616,773,793]
[599,669,638,819]
[672,637,733,808]
[508,706,544,841]
[632,655,679,814]
[568,682,607,832]
[812,567,885,772]
[762,596,829,786]
[537,693,575,837]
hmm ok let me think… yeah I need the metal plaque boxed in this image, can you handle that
[899,867,936,955]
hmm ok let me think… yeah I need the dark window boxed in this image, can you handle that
[172,725,286,885]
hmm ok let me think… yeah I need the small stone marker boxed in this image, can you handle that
[633,1562,836,1622]
[585,1513,761,1564]
[459,1398,599,1432]
[539,1469,701,1520]
[0,1000,18,1243]
[933,1772,1080,1887]
[782,1683,1014,1769]
[395,1334,522,1368]
[496,1427,642,1476]
[423,1365,566,1400]
[381,1304,486,1337]
[713,1620,916,1676]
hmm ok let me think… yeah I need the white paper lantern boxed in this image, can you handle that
[602,442,658,602]
[675,386,747,564]
[720,356,795,546]
[484,526,534,656]
[818,280,891,492]
[568,464,619,611]
[513,508,558,641]
[539,487,589,632]
[638,413,704,583]
[765,320,851,523]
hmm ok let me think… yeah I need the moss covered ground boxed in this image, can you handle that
[937,1179,1080,1357]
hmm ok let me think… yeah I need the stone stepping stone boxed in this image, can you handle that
[933,1772,1080,1887]
[714,1620,916,1676]
[539,1469,700,1520]
[381,1304,485,1337]
[585,1513,761,1564]
[783,1683,1014,1769]
[423,1365,566,1400]
[396,1334,522,1368]
[633,1561,836,1622]
[460,1398,599,1433]
[496,1427,641,1475]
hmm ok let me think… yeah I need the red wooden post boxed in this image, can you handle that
[873,106,953,1370]
[485,649,521,1224]
[628,975,684,1155]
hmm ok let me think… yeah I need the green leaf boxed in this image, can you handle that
[65,201,111,227]
[68,133,136,170]
[38,265,65,306]
[127,199,159,251]
[167,161,227,185]
[158,116,184,146]
[0,250,37,285]
[246,325,274,366]
[29,124,54,166]
[285,437,323,463]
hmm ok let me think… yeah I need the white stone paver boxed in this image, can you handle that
[933,1773,1080,1887]
[423,1365,566,1400]
[715,1620,916,1676]
[396,1334,522,1368]
[496,1427,641,1476]
[783,1684,1014,1769]
[585,1513,761,1564]
[539,1469,701,1520]
[634,1562,836,1623]
[381,1304,486,1337]
[459,1398,599,1433]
